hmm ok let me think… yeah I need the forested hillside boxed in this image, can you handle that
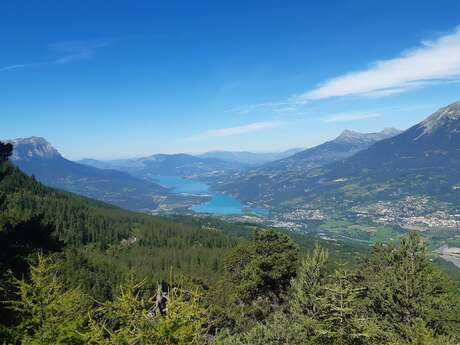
[0,149,241,286]
[7,137,171,211]
[1,141,460,344]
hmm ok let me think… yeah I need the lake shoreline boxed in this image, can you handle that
[152,175,269,216]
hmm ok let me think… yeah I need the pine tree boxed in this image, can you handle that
[291,242,329,318]
[317,266,380,345]
[224,229,299,305]
[0,141,13,163]
[361,232,460,343]
[10,254,90,345]
[214,229,299,333]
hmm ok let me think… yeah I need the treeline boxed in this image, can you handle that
[0,161,237,249]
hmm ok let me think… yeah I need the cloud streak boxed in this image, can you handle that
[0,39,112,72]
[321,112,381,123]
[185,121,282,141]
[299,26,460,100]
[225,26,460,116]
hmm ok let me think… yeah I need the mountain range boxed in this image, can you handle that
[261,128,401,172]
[7,101,460,223]
[213,102,460,217]
[8,138,304,213]
[212,128,402,202]
[79,130,401,184]
[6,137,169,211]
[80,153,245,179]
[79,149,305,178]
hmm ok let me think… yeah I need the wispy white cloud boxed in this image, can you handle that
[273,106,297,113]
[226,101,287,115]
[0,39,112,72]
[321,112,381,123]
[299,26,460,100]
[185,121,282,141]
[227,25,460,115]
[0,64,32,72]
[225,94,309,115]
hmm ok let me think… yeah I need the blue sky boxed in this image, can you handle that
[2,0,460,159]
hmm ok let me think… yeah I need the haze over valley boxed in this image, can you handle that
[6,102,460,252]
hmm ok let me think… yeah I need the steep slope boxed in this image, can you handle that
[316,102,460,194]
[213,128,401,202]
[315,101,460,203]
[218,102,460,229]
[339,103,460,172]
[6,137,169,210]
[0,153,244,301]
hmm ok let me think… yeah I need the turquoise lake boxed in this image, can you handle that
[153,175,269,216]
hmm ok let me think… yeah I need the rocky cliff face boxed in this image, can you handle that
[7,137,61,161]
[417,101,460,138]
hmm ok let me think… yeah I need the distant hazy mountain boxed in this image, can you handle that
[7,137,169,210]
[78,158,146,171]
[215,102,460,209]
[199,148,303,165]
[77,158,116,170]
[213,128,401,201]
[80,149,302,178]
[81,153,244,178]
[136,153,243,176]
[263,128,402,172]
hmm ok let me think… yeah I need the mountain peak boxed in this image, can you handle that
[336,128,401,144]
[417,101,460,139]
[336,129,367,143]
[338,128,400,138]
[6,136,61,161]
[10,136,49,145]
[338,129,360,138]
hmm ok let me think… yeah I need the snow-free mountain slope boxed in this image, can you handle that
[7,137,169,210]
[215,101,460,209]
[212,128,402,202]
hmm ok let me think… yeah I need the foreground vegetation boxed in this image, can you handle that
[2,230,459,344]
[1,141,459,344]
